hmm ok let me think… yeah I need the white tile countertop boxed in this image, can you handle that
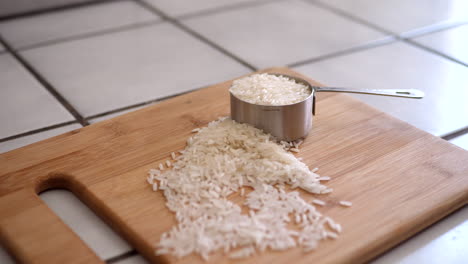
[315,0,468,37]
[20,22,250,116]
[183,0,389,68]
[294,41,468,137]
[0,0,467,263]
[0,53,74,138]
[0,0,95,18]
[411,24,468,66]
[0,1,160,50]
[144,0,256,17]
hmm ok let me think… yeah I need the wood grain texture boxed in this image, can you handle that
[0,67,467,264]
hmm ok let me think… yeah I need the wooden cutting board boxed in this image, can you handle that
[0,67,467,264]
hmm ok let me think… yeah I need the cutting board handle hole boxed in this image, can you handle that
[38,188,133,260]
[34,174,135,260]
[35,174,71,194]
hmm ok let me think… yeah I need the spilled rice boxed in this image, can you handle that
[147,117,343,260]
[229,73,311,106]
[339,201,353,207]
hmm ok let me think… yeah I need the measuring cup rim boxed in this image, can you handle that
[229,73,316,107]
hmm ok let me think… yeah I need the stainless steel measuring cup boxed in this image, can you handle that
[230,74,424,141]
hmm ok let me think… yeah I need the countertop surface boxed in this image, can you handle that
[0,0,467,263]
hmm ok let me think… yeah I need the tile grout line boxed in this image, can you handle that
[0,0,286,52]
[307,0,396,35]
[299,1,468,142]
[135,0,257,71]
[0,0,465,72]
[288,37,397,67]
[441,126,468,141]
[0,35,89,126]
[0,80,210,144]
[2,0,464,72]
[105,249,138,263]
[85,102,155,121]
[307,0,468,69]
[0,0,119,22]
[176,0,286,20]
[17,19,164,52]
[402,39,468,68]
[0,0,284,23]
[85,85,208,121]
[311,0,468,42]
[286,0,402,67]
[399,21,468,39]
[0,121,79,144]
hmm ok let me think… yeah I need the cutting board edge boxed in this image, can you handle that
[1,67,467,264]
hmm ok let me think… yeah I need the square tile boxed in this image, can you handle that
[40,189,132,260]
[0,0,94,17]
[20,23,250,117]
[412,24,468,66]
[294,42,468,137]
[449,133,468,150]
[319,0,468,36]
[0,124,81,154]
[0,1,160,50]
[0,53,74,139]
[183,0,388,69]
[143,0,254,17]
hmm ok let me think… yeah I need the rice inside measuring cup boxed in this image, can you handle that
[229,73,312,106]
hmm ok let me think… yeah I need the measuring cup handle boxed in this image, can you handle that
[314,86,424,98]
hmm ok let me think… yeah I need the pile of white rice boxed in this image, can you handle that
[229,73,311,105]
[147,117,343,260]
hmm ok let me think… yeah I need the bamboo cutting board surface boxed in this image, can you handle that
[0,67,467,264]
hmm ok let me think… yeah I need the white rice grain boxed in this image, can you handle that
[229,247,255,259]
[325,217,342,233]
[146,176,153,185]
[147,117,339,260]
[290,148,300,153]
[339,201,352,207]
[149,169,160,176]
[294,140,303,148]
[326,232,338,239]
[312,199,326,206]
